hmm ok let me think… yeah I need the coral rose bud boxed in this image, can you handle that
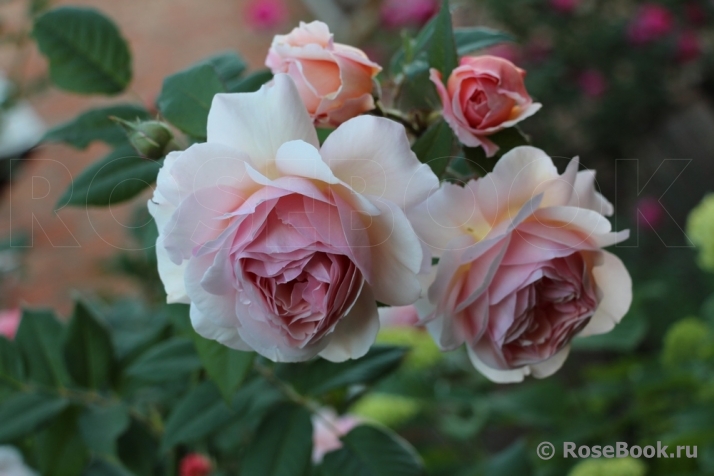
[266,21,382,127]
[179,453,212,476]
[430,56,541,157]
[0,309,21,340]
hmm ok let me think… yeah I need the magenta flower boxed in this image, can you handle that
[381,0,438,29]
[627,4,673,45]
[244,0,288,31]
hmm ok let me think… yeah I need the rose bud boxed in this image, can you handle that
[409,146,632,382]
[148,74,437,362]
[265,21,382,127]
[179,453,212,476]
[0,309,21,340]
[430,56,541,157]
[113,118,174,159]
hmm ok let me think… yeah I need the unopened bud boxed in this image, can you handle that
[112,117,174,159]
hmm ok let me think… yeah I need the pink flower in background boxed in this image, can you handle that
[381,0,438,29]
[676,31,701,63]
[179,454,212,476]
[550,0,579,14]
[430,56,541,157]
[149,75,437,362]
[409,147,632,382]
[484,44,522,64]
[627,4,673,45]
[578,69,607,98]
[0,309,20,340]
[636,196,665,230]
[244,0,288,30]
[312,409,362,463]
[266,21,382,127]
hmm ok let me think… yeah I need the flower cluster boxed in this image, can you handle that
[150,20,632,382]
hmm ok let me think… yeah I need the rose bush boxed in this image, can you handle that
[266,21,382,127]
[408,146,632,382]
[149,74,437,362]
[430,55,541,157]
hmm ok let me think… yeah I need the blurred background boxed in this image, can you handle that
[2,0,714,475]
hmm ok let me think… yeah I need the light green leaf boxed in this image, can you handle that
[57,144,162,207]
[240,403,313,476]
[454,27,514,56]
[161,381,233,451]
[33,7,132,95]
[202,51,248,92]
[126,337,201,382]
[277,345,408,396]
[192,334,254,401]
[320,425,424,476]
[43,104,149,149]
[64,300,115,389]
[428,0,458,82]
[412,119,454,178]
[79,403,130,456]
[0,392,69,442]
[15,309,70,387]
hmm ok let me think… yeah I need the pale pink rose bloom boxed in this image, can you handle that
[381,0,438,29]
[409,146,632,382]
[430,56,541,157]
[627,4,673,45]
[266,21,382,127]
[378,305,420,328]
[312,409,361,463]
[244,0,288,30]
[148,74,437,362]
[0,309,21,340]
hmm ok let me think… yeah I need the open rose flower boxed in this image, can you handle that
[148,74,437,362]
[408,146,631,382]
[430,56,541,157]
[266,21,382,127]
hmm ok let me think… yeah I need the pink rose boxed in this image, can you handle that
[627,4,673,45]
[430,56,541,157]
[550,0,579,14]
[0,309,21,340]
[148,74,437,362]
[311,409,361,463]
[409,146,632,382]
[244,0,288,31]
[380,0,438,29]
[266,21,382,127]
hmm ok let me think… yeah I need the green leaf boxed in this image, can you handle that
[126,337,201,382]
[461,127,530,174]
[454,27,514,56]
[573,311,647,352]
[78,403,130,456]
[478,440,531,476]
[157,63,225,138]
[161,381,234,451]
[33,7,132,95]
[390,17,436,76]
[57,144,162,207]
[316,127,335,145]
[191,334,254,401]
[231,69,273,93]
[240,402,313,476]
[35,407,89,476]
[0,392,69,442]
[412,120,454,178]
[0,336,24,384]
[320,425,424,476]
[202,51,248,92]
[43,104,150,149]
[428,0,458,82]
[64,300,115,389]
[84,458,135,476]
[277,345,408,396]
[15,309,70,387]
[117,419,158,476]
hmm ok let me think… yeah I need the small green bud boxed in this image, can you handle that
[662,316,712,367]
[111,117,174,159]
[351,393,420,428]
